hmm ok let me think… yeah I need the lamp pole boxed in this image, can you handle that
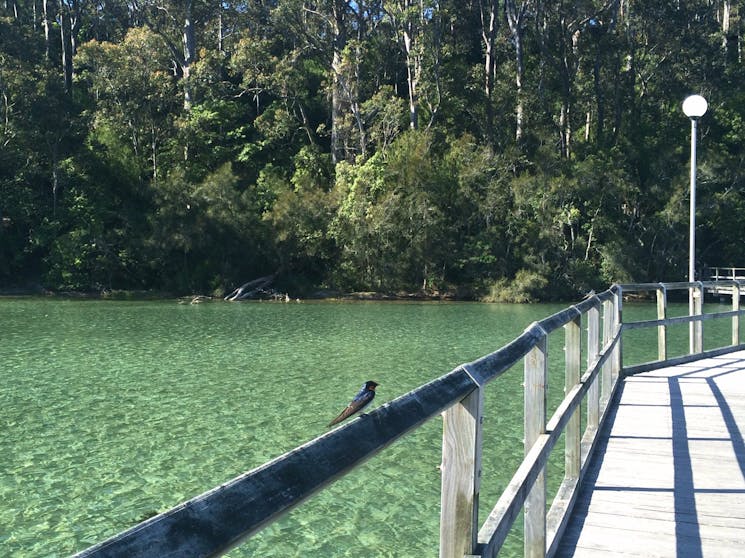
[682,94,707,353]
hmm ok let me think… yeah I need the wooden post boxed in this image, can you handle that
[613,288,622,381]
[733,282,741,347]
[694,282,703,353]
[601,300,613,410]
[524,325,547,558]
[656,284,667,362]
[587,304,600,431]
[564,315,581,481]
[440,383,483,558]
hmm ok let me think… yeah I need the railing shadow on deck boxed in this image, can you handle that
[557,353,745,558]
[73,281,745,558]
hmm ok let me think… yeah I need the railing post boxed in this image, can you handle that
[440,381,483,558]
[691,282,703,354]
[587,304,600,431]
[656,284,667,362]
[524,325,547,558]
[601,299,613,409]
[733,282,741,347]
[613,288,622,380]
[565,315,581,481]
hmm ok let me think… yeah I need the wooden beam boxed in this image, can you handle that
[524,325,548,558]
[693,282,703,353]
[564,316,581,481]
[587,304,600,431]
[440,382,484,558]
[733,282,740,346]
[656,284,667,362]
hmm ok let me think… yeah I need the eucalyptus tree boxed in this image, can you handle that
[479,0,500,134]
[270,0,386,163]
[504,0,533,143]
[126,0,216,111]
[383,0,442,131]
[77,26,181,183]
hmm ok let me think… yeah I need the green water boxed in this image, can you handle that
[0,298,734,557]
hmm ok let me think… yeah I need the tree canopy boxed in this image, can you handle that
[1,0,743,301]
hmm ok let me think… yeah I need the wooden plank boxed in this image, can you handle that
[601,300,614,409]
[587,305,600,431]
[439,385,483,558]
[564,317,581,480]
[475,434,554,558]
[524,328,548,558]
[656,285,667,362]
[692,282,703,353]
[555,350,745,558]
[733,283,740,346]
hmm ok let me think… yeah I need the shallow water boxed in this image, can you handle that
[0,298,731,556]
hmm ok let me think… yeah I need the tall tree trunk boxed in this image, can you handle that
[593,45,603,145]
[42,0,51,60]
[330,0,347,164]
[722,0,740,63]
[59,2,73,94]
[403,20,420,130]
[480,0,499,137]
[182,0,195,111]
[386,0,429,131]
[6,0,18,18]
[505,0,531,143]
[217,7,223,53]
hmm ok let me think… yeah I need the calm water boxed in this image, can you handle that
[0,298,734,557]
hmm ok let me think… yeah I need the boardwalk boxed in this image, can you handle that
[556,350,745,557]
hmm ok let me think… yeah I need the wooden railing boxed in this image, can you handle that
[74,282,745,558]
[620,280,743,375]
[708,266,745,281]
[707,268,745,301]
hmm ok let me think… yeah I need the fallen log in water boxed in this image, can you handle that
[224,274,276,301]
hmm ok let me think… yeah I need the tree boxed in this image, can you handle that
[77,27,180,183]
[384,0,441,131]
[504,0,533,143]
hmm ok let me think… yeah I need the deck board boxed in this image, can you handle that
[555,350,745,557]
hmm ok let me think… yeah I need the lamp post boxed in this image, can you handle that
[682,94,707,353]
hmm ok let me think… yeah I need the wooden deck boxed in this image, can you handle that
[555,350,745,557]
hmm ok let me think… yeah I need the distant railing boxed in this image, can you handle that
[707,267,745,301]
[708,266,745,281]
[74,282,745,558]
[620,281,743,375]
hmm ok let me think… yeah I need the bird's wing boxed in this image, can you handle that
[328,390,374,426]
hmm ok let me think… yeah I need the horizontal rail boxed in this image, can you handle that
[621,279,745,292]
[623,308,742,330]
[709,266,745,281]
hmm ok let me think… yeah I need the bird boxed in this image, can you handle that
[328,381,379,427]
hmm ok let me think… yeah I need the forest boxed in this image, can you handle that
[1,0,744,301]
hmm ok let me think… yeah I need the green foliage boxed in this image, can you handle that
[2,2,744,299]
[483,270,550,304]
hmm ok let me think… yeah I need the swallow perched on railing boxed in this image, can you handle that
[328,381,379,427]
